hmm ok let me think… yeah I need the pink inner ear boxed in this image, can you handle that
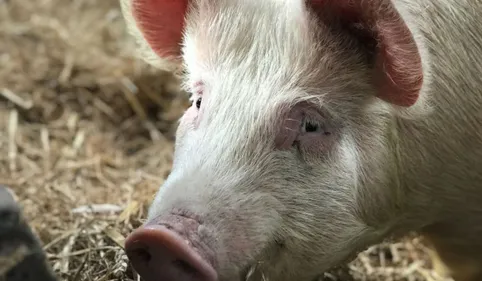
[373,7,423,107]
[132,0,188,58]
[309,0,423,107]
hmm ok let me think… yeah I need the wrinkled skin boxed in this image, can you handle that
[120,0,482,280]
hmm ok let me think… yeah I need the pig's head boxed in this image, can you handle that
[121,0,428,280]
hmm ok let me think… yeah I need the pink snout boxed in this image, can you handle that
[125,220,217,281]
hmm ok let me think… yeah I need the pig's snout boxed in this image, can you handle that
[125,216,217,281]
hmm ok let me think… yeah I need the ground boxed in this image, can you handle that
[0,0,452,280]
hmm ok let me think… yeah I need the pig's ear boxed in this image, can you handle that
[120,0,189,72]
[308,0,423,107]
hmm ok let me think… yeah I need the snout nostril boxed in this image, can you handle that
[131,247,152,264]
[173,259,199,276]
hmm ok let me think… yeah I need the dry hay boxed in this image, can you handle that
[0,0,452,280]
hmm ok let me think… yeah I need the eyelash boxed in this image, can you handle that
[303,119,320,133]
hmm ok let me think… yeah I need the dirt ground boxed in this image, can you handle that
[0,0,452,280]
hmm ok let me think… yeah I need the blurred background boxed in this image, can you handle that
[0,0,449,280]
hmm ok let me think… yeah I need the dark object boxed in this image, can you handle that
[0,186,58,281]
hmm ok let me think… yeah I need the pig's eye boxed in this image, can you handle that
[195,97,202,109]
[302,119,332,136]
[302,119,322,133]
[304,121,319,133]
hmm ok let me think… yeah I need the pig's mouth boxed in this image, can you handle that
[238,237,287,281]
[240,262,272,281]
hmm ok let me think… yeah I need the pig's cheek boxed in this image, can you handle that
[297,134,337,160]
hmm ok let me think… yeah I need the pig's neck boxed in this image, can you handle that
[382,94,482,244]
[382,116,442,237]
[363,115,436,241]
[356,109,461,243]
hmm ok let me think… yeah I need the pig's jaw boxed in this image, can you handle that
[232,226,378,281]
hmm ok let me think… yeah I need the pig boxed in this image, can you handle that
[119,0,482,280]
